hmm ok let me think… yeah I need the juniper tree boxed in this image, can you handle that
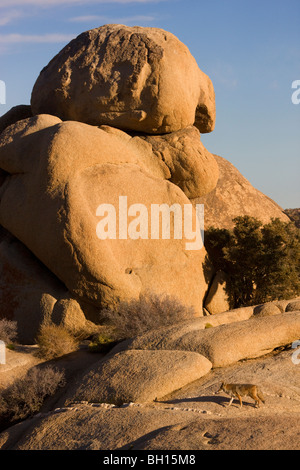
[205,216,300,308]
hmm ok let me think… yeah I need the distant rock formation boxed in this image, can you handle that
[194,154,289,229]
[284,208,300,228]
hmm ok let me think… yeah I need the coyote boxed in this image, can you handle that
[217,382,265,408]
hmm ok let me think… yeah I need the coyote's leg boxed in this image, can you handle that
[251,391,261,407]
[236,393,243,408]
[227,396,234,407]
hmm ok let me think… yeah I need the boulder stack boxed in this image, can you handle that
[0,25,220,338]
[0,25,289,340]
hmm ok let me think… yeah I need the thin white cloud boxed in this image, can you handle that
[0,33,76,44]
[69,14,156,24]
[210,61,238,90]
[68,15,108,22]
[0,9,25,26]
[0,0,162,7]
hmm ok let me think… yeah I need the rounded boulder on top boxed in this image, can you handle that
[31,24,216,135]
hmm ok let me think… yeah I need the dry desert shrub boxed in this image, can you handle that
[100,293,196,341]
[0,319,18,344]
[35,323,79,360]
[0,366,65,424]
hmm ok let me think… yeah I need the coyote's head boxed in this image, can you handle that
[216,382,226,394]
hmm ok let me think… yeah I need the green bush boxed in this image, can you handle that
[205,216,300,308]
[88,328,118,353]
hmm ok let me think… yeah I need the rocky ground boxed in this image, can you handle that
[0,340,299,451]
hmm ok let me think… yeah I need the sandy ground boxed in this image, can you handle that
[0,344,299,450]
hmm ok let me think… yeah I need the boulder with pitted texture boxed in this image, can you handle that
[31,24,216,135]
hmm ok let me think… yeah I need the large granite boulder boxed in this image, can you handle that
[194,312,300,367]
[66,349,212,404]
[285,300,300,312]
[31,24,215,134]
[0,115,208,314]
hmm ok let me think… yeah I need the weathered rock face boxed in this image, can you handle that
[67,349,212,405]
[204,270,230,315]
[1,346,300,450]
[131,415,300,451]
[194,154,290,229]
[117,310,300,368]
[189,312,300,367]
[31,24,216,134]
[140,126,219,199]
[0,114,208,314]
[0,230,89,344]
[286,300,300,312]
[253,303,281,317]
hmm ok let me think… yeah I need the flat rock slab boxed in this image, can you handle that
[116,311,300,368]
[66,349,212,405]
[1,348,299,450]
[132,414,300,450]
[1,405,299,451]
[0,405,196,450]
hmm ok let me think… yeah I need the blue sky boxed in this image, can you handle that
[0,0,299,209]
